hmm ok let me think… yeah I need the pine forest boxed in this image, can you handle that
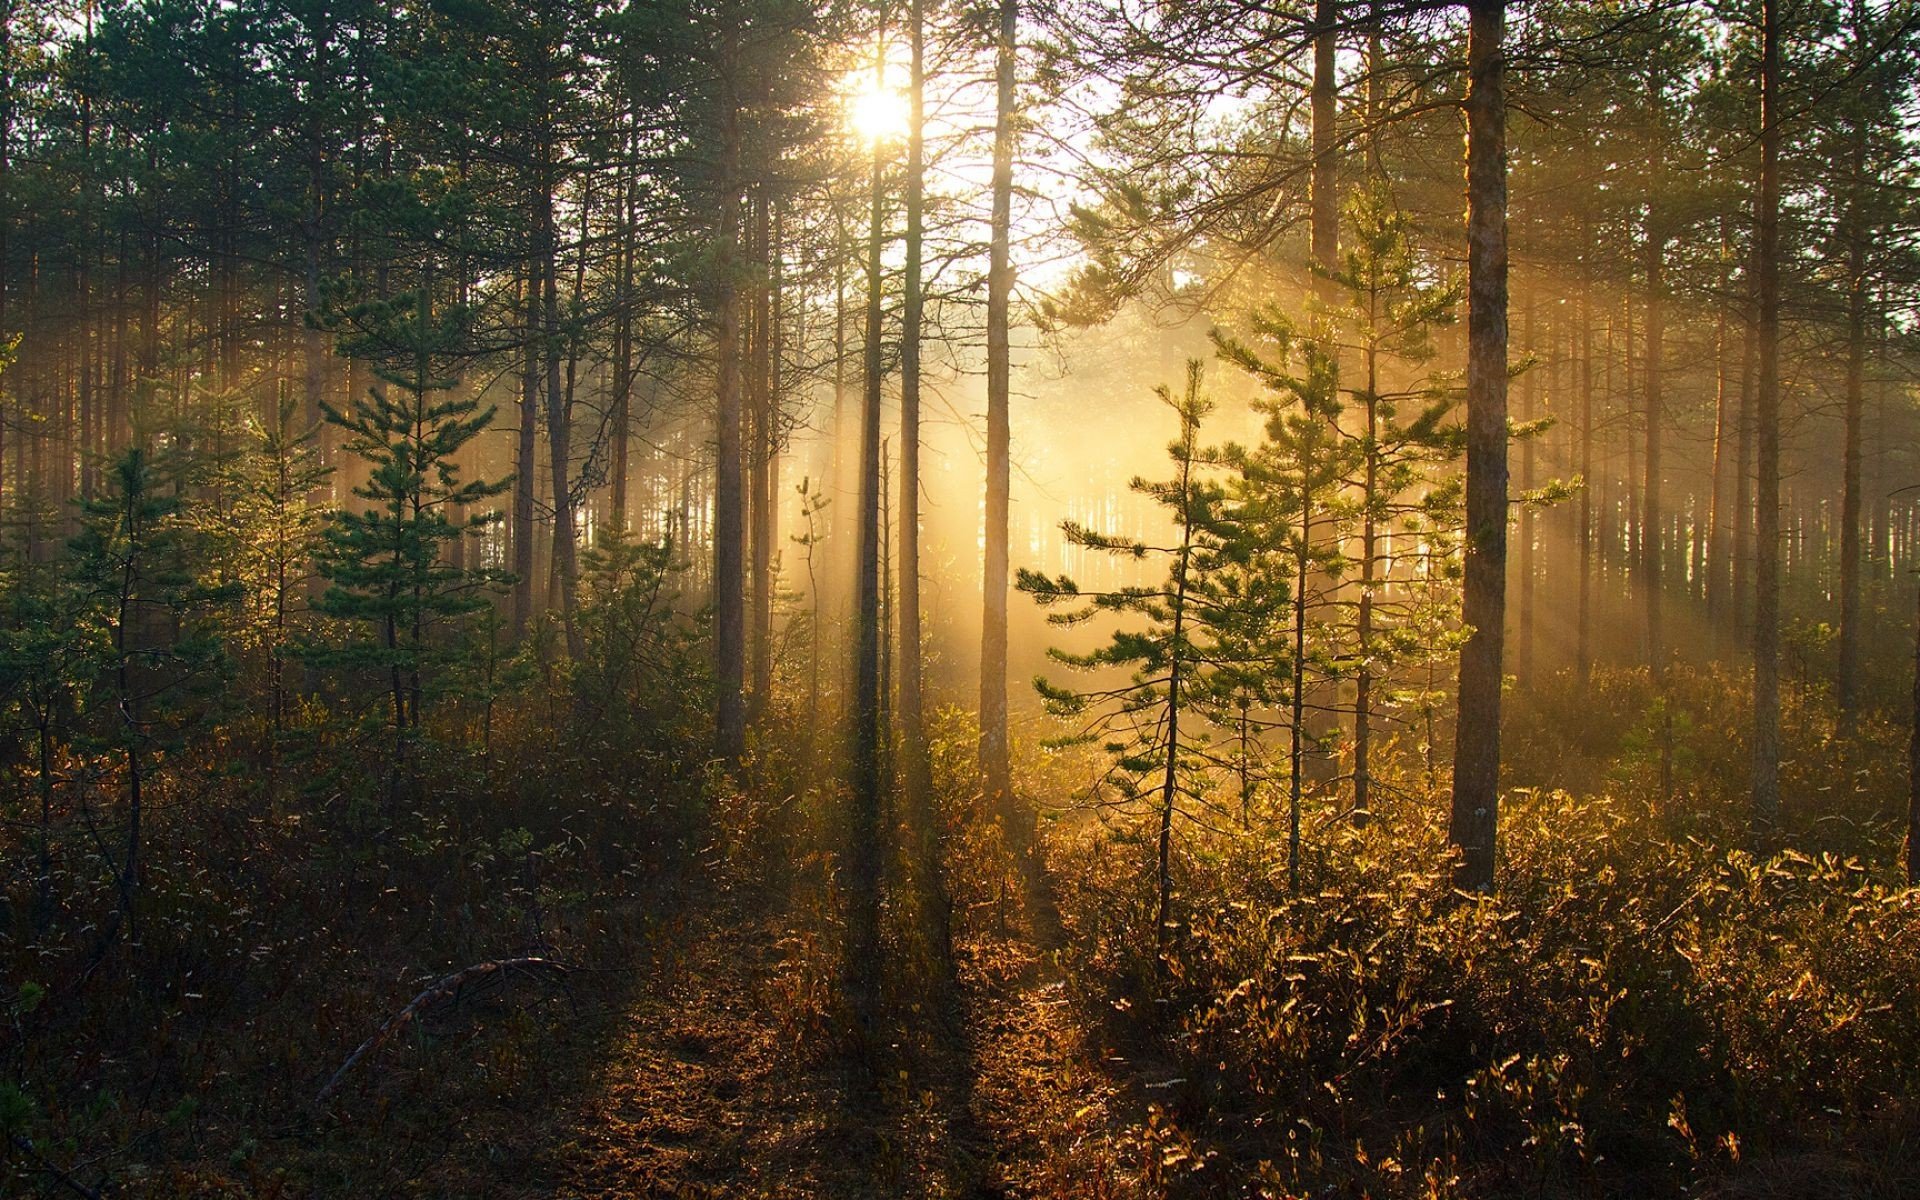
[2,1,1920,1196]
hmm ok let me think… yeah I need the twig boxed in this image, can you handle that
[313,957,570,1108]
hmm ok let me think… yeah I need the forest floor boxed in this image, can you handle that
[310,860,1152,1199]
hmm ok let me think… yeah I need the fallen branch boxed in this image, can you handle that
[313,957,569,1108]
[9,1134,103,1200]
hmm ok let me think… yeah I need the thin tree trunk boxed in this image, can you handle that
[1518,300,1534,685]
[1870,326,1890,587]
[1643,184,1665,674]
[1577,263,1594,684]
[610,117,636,535]
[1751,0,1783,833]
[900,0,928,792]
[899,0,947,960]
[1310,0,1339,298]
[1837,119,1868,735]
[1450,0,1508,894]
[541,149,582,659]
[116,475,143,941]
[714,59,748,763]
[749,188,774,709]
[513,266,539,637]
[745,202,767,701]
[0,0,10,512]
[979,0,1018,820]
[1291,479,1312,893]
[768,200,785,669]
[1707,219,1734,632]
[1354,338,1377,826]
[1909,578,1919,883]
[1734,278,1756,641]
[77,13,94,502]
[849,18,892,1034]
[1157,394,1199,966]
[35,714,53,931]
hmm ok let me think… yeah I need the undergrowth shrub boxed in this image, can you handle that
[1041,667,1920,1198]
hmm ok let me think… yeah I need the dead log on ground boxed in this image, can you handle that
[313,957,570,1108]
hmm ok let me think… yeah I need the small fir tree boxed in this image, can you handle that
[309,283,510,808]
[1214,312,1360,893]
[195,398,332,738]
[1324,185,1464,824]
[1020,361,1285,971]
[67,447,239,942]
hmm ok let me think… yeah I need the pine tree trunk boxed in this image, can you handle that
[1577,268,1594,684]
[1909,579,1919,883]
[1837,120,1868,736]
[1751,0,1783,833]
[768,201,785,672]
[301,11,332,495]
[1517,300,1534,685]
[610,118,636,535]
[849,23,892,1031]
[830,203,850,643]
[1707,220,1734,633]
[513,268,539,636]
[714,67,748,763]
[900,0,927,795]
[1310,0,1339,297]
[1354,344,1377,826]
[979,0,1017,820]
[1870,331,1890,587]
[749,188,774,710]
[0,1,9,512]
[1623,291,1638,583]
[1291,488,1311,893]
[540,150,582,659]
[77,32,94,503]
[1643,195,1665,675]
[1450,0,1508,893]
[1158,402,1199,966]
[899,0,948,959]
[1733,279,1756,640]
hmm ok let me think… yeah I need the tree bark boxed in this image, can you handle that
[1751,0,1783,833]
[1577,259,1594,684]
[1837,118,1868,735]
[714,59,748,763]
[1158,389,1200,962]
[1909,578,1919,883]
[610,115,636,535]
[1733,274,1756,641]
[513,269,539,636]
[849,19,892,1030]
[1310,0,1339,296]
[1291,458,1313,893]
[749,188,774,709]
[540,134,582,659]
[980,0,1017,819]
[1517,300,1534,685]
[1449,0,1508,893]
[900,0,948,959]
[1642,163,1665,674]
[900,0,928,797]
[1354,339,1378,825]
[1707,219,1734,633]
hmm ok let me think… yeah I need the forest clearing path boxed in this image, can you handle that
[953,876,1141,1199]
[524,905,876,1198]
[479,861,1141,1198]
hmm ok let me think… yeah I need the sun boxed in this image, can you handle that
[848,78,909,146]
